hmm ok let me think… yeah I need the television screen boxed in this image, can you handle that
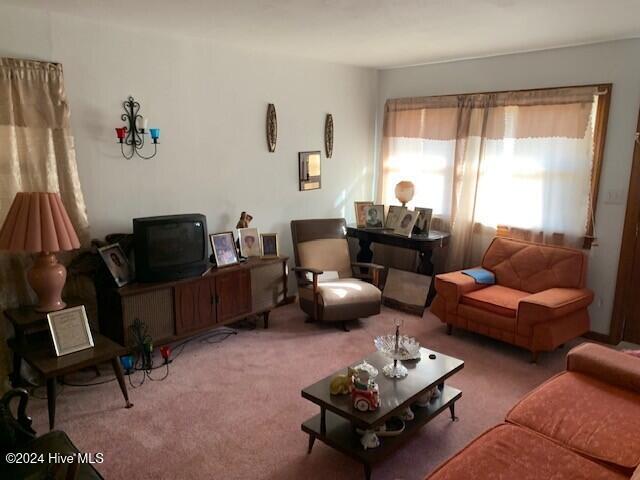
[147,222,205,267]
[133,214,208,282]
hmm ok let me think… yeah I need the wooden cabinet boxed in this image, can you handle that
[97,257,289,347]
[175,277,216,334]
[216,269,251,322]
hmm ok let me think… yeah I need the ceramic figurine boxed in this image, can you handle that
[329,367,356,395]
[236,212,253,229]
[414,386,439,407]
[401,406,415,421]
[352,369,380,412]
[360,430,380,450]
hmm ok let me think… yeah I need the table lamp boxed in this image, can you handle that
[395,181,415,207]
[0,192,80,312]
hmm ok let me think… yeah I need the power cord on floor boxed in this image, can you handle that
[27,321,240,397]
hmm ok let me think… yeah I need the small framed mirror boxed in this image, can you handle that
[299,151,321,191]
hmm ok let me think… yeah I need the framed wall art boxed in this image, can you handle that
[299,151,321,191]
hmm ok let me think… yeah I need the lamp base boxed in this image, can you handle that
[28,252,67,313]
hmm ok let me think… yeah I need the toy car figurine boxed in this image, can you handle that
[351,370,380,412]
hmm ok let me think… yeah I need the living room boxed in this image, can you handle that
[1,1,640,479]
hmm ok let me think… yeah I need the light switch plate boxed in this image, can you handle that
[604,189,625,205]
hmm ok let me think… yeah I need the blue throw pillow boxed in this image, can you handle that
[461,268,495,285]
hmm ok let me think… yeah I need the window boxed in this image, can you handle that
[380,85,610,268]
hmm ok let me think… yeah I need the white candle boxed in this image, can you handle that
[140,118,149,132]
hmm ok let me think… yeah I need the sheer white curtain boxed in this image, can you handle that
[379,87,601,270]
[381,137,455,219]
[475,105,595,243]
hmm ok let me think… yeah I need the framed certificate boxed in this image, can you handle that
[47,306,94,356]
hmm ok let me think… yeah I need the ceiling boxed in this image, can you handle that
[4,0,640,68]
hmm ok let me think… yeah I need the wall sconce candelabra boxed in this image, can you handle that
[115,96,160,159]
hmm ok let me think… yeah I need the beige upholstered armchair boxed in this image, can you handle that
[290,218,384,330]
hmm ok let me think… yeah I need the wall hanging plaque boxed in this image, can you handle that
[325,113,334,158]
[266,103,277,152]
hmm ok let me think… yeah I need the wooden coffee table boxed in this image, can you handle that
[301,347,464,479]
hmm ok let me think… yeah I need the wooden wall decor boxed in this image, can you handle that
[266,103,277,152]
[325,113,334,158]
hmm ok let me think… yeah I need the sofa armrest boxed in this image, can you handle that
[567,342,640,394]
[517,288,593,333]
[434,270,487,305]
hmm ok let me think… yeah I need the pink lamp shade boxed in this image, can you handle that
[0,192,80,312]
[0,192,80,253]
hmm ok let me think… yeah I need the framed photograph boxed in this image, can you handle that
[385,205,408,229]
[354,201,373,227]
[210,232,239,267]
[238,227,261,257]
[260,233,279,257]
[364,204,385,228]
[415,207,433,234]
[47,305,94,357]
[394,210,420,237]
[98,244,132,287]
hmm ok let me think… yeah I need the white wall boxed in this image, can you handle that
[0,5,377,293]
[2,5,638,336]
[376,39,640,335]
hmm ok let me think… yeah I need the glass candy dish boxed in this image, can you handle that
[374,335,421,378]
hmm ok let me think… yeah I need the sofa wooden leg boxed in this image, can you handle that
[340,321,350,332]
[446,324,453,335]
[530,351,539,364]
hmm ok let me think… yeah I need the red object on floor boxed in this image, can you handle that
[159,346,171,362]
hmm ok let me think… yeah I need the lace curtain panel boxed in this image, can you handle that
[379,86,602,271]
[0,58,90,384]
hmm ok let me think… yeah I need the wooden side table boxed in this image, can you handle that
[4,298,90,387]
[9,333,133,430]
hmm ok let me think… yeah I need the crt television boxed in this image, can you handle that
[133,214,208,282]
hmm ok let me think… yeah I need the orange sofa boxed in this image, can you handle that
[431,237,594,361]
[426,343,640,480]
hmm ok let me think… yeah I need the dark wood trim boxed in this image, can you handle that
[582,330,614,344]
[584,85,612,249]
[610,107,640,344]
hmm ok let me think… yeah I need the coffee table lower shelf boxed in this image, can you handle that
[301,385,461,480]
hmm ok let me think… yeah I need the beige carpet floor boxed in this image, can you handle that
[26,304,583,480]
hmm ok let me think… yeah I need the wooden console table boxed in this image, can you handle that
[347,227,450,305]
[97,256,290,347]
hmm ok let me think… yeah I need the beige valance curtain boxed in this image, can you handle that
[380,85,601,271]
[0,58,90,356]
[383,87,597,141]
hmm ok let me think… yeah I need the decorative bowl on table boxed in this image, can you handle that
[374,335,421,378]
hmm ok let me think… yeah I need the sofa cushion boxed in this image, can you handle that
[481,237,587,293]
[506,371,640,470]
[298,278,381,322]
[461,285,529,317]
[426,423,626,480]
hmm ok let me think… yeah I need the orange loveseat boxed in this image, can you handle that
[431,237,594,361]
[426,343,640,480]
